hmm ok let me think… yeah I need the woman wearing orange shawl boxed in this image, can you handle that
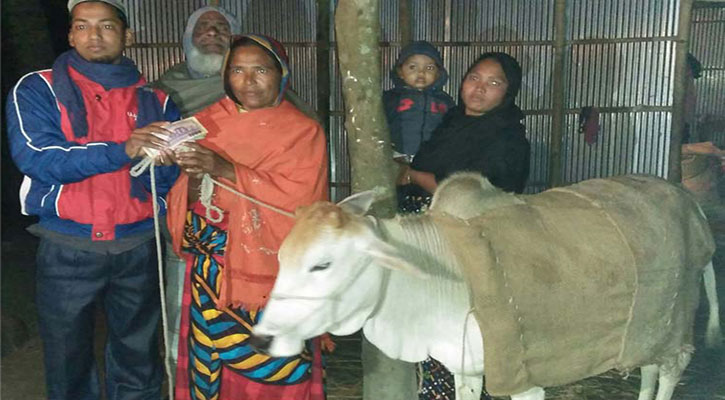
[167,34,328,400]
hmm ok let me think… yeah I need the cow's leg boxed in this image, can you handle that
[654,351,692,400]
[637,364,659,400]
[703,261,723,349]
[510,386,545,400]
[453,374,483,400]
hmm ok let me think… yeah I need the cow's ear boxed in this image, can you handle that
[337,191,376,216]
[363,238,426,277]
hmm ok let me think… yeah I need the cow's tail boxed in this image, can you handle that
[703,260,723,349]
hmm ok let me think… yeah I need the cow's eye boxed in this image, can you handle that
[310,262,331,272]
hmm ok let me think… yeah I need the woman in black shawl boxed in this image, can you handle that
[401,52,531,400]
[399,52,530,207]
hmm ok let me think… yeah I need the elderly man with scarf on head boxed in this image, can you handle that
[5,1,180,399]
[152,6,317,119]
[151,6,239,117]
[165,34,329,400]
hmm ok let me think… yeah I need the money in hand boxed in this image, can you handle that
[144,117,208,158]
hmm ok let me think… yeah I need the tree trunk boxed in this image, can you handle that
[335,0,398,218]
[335,2,417,400]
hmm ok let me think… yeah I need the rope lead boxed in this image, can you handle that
[129,151,297,400]
[149,165,174,400]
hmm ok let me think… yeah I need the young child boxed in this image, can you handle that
[384,41,456,212]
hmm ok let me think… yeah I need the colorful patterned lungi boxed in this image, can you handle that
[174,210,325,400]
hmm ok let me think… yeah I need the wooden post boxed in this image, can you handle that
[316,0,331,134]
[399,0,412,46]
[335,1,417,399]
[335,0,397,217]
[548,0,567,188]
[669,0,694,182]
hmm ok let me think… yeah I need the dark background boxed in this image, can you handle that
[1,0,77,360]
[2,0,72,240]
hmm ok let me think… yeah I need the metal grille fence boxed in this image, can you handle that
[124,0,722,200]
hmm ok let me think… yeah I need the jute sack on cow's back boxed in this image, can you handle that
[435,175,715,396]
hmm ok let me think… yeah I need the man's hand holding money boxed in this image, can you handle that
[126,117,208,166]
[126,121,174,164]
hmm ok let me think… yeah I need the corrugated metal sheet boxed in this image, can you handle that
[125,46,184,83]
[524,114,551,194]
[562,111,671,182]
[125,0,723,200]
[219,0,316,41]
[691,6,725,147]
[568,42,675,109]
[127,0,206,44]
[125,0,207,81]
[412,0,448,42]
[285,46,318,107]
[561,0,680,183]
[569,0,679,40]
[449,0,554,42]
[379,0,400,42]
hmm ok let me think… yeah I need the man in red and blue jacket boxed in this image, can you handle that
[5,1,179,399]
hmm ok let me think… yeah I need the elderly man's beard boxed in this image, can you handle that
[187,45,225,77]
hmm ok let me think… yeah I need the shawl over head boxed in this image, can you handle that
[166,98,328,309]
[223,34,291,108]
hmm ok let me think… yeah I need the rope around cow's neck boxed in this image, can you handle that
[131,156,295,400]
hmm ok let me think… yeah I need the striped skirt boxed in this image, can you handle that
[174,210,325,400]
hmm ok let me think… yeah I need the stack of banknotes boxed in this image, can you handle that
[144,116,208,159]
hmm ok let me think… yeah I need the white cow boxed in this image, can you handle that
[252,174,722,400]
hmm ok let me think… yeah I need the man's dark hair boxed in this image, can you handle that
[69,1,128,29]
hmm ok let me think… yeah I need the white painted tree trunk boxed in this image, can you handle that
[334,1,416,399]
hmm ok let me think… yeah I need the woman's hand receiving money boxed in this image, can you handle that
[175,142,236,182]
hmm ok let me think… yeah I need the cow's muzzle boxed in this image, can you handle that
[249,333,274,355]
